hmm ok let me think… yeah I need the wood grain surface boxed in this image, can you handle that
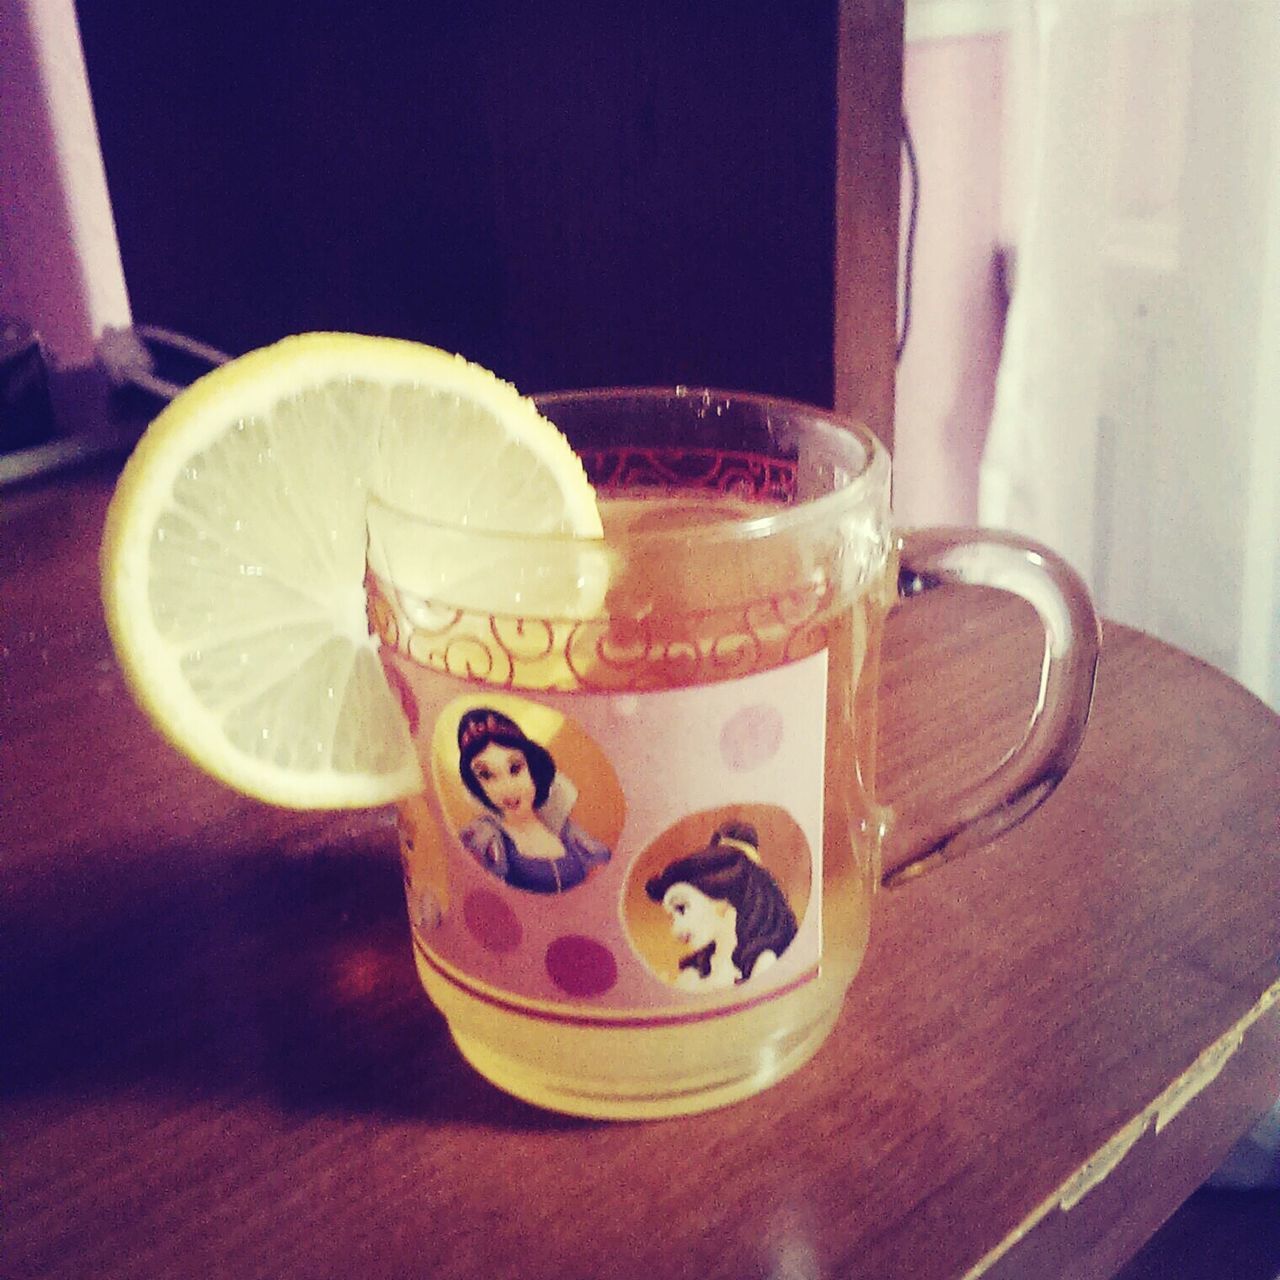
[4,466,1278,1280]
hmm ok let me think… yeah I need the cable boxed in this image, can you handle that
[98,324,230,402]
[897,112,920,364]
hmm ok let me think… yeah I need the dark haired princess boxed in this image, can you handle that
[645,820,798,990]
[456,707,611,895]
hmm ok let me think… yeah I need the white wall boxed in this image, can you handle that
[898,0,1280,709]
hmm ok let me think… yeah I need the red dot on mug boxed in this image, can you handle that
[720,702,784,772]
[463,889,522,954]
[545,936,618,998]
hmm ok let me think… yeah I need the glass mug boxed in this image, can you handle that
[365,389,1100,1119]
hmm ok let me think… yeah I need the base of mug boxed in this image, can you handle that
[449,1002,843,1121]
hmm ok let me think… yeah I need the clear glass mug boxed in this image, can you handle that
[365,389,1100,1119]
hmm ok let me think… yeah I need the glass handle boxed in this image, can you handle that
[880,528,1102,889]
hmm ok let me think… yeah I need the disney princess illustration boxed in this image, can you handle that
[645,820,798,990]
[456,707,612,895]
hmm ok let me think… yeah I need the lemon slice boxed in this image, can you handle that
[102,332,601,809]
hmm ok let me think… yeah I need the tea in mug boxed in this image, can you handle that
[371,477,895,1118]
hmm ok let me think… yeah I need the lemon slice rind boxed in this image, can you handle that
[102,332,601,810]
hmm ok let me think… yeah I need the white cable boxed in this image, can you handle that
[97,323,230,401]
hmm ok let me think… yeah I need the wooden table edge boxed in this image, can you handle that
[962,974,1280,1279]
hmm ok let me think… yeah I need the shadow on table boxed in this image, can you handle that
[1115,1188,1280,1280]
[1,826,587,1134]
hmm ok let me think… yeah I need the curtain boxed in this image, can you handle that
[979,0,1280,711]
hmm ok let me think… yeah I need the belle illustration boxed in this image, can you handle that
[645,820,798,991]
[456,708,612,895]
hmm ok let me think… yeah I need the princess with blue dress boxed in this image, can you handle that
[456,707,612,895]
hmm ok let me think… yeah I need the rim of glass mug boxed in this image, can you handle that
[366,386,893,549]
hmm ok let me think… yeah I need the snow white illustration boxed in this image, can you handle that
[645,820,798,990]
[456,707,612,895]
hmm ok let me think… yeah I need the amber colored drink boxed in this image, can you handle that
[380,482,896,1118]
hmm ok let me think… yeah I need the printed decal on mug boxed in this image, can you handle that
[390,651,825,1020]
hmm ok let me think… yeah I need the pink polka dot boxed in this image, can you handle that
[720,703,784,771]
[463,890,522,953]
[545,936,617,998]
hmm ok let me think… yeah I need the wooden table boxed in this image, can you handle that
[4,465,1278,1280]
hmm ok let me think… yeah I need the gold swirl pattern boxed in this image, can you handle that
[365,446,887,693]
[367,572,840,694]
[579,446,798,502]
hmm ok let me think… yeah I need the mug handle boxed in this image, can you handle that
[879,528,1102,889]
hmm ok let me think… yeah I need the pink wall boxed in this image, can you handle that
[892,34,1008,527]
[0,0,129,368]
